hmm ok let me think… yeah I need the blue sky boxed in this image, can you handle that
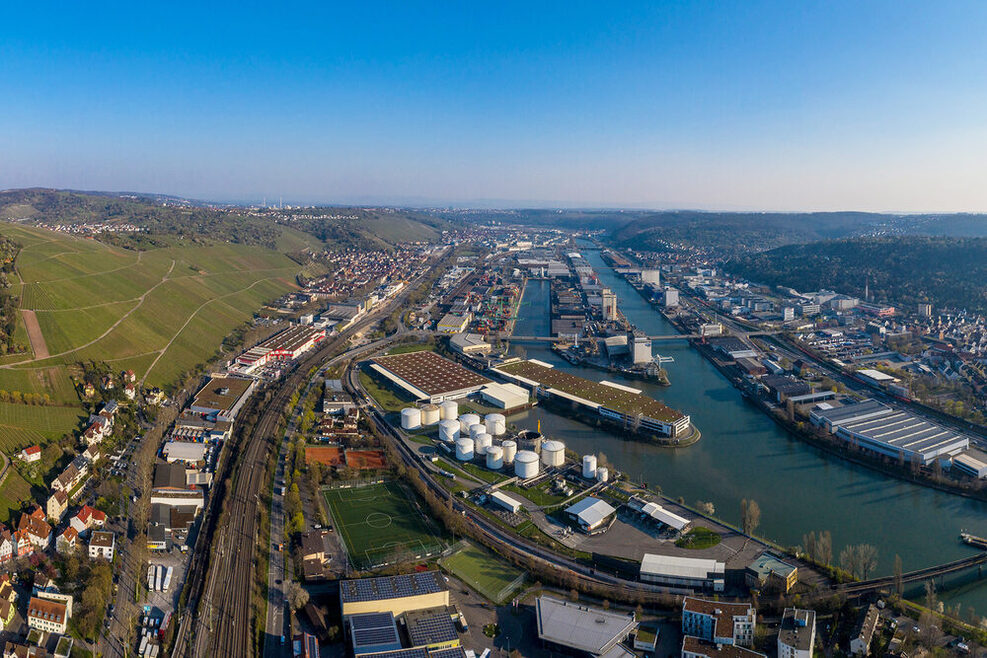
[2,2,987,210]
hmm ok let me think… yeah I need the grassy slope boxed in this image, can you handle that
[0,223,302,519]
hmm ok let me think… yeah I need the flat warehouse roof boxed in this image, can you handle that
[840,410,970,456]
[640,554,724,579]
[372,351,491,397]
[536,596,636,655]
[496,360,685,422]
[192,376,253,413]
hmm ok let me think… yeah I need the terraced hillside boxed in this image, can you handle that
[0,224,301,518]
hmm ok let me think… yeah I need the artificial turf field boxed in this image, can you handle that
[323,480,445,569]
[438,542,526,603]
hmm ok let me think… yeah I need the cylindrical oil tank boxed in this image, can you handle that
[514,450,539,478]
[400,407,422,430]
[438,419,460,442]
[541,440,565,467]
[474,433,492,456]
[455,438,474,461]
[582,455,598,479]
[501,440,518,464]
[421,404,441,425]
[459,413,481,434]
[485,446,504,470]
[469,423,486,440]
[484,413,506,436]
[596,467,609,482]
[517,429,543,453]
[440,400,458,420]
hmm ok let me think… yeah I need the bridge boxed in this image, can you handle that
[509,334,700,341]
[836,551,987,594]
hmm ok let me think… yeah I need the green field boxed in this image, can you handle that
[323,481,445,570]
[0,224,301,389]
[438,542,526,603]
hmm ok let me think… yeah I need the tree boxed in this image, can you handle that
[839,544,879,580]
[740,499,760,536]
[287,581,310,610]
[697,501,715,516]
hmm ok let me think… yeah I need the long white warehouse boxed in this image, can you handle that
[639,554,725,592]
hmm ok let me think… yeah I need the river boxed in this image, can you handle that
[509,246,987,614]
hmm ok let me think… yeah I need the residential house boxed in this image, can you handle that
[0,575,16,632]
[682,597,756,648]
[82,382,95,398]
[3,640,52,656]
[46,491,68,524]
[0,528,13,563]
[88,531,114,561]
[682,636,767,658]
[69,505,106,537]
[122,370,136,384]
[778,608,816,658]
[55,527,79,555]
[52,456,89,495]
[124,383,136,400]
[18,446,41,463]
[850,605,880,656]
[16,508,52,551]
[27,596,68,634]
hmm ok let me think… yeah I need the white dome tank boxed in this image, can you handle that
[438,419,460,442]
[469,423,486,440]
[474,433,492,456]
[582,455,598,479]
[440,400,459,420]
[455,438,474,461]
[514,450,539,479]
[596,467,609,482]
[485,446,504,470]
[484,413,506,436]
[459,413,481,434]
[541,440,565,467]
[421,404,441,425]
[501,440,517,464]
[400,408,422,430]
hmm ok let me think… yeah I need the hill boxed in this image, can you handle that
[607,211,987,255]
[725,236,987,313]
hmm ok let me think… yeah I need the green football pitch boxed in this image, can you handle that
[439,543,526,603]
[323,481,445,569]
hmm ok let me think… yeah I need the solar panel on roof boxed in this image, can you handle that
[409,614,458,646]
[354,627,400,646]
[350,612,395,630]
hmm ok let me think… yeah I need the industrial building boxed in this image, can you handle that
[682,597,756,647]
[233,324,326,373]
[436,313,471,334]
[478,382,529,410]
[626,496,690,533]
[339,572,450,617]
[564,497,616,534]
[371,351,492,403]
[810,399,970,465]
[708,337,758,360]
[778,608,816,658]
[535,596,637,657]
[495,359,691,438]
[161,441,208,463]
[745,553,798,593]
[953,451,987,479]
[448,333,492,356]
[639,554,725,592]
[348,612,403,656]
[188,376,256,423]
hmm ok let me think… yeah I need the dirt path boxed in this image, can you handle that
[20,309,49,359]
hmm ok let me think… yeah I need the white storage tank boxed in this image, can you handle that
[541,440,565,468]
[485,446,504,470]
[596,467,609,483]
[469,423,486,440]
[400,407,422,430]
[421,404,441,426]
[455,438,474,461]
[582,455,598,479]
[440,400,458,420]
[474,433,492,456]
[514,450,539,479]
[484,413,506,436]
[438,419,460,442]
[459,413,481,434]
[501,440,518,464]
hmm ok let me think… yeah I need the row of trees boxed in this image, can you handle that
[0,390,54,405]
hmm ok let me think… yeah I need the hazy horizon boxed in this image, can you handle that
[4,2,987,212]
